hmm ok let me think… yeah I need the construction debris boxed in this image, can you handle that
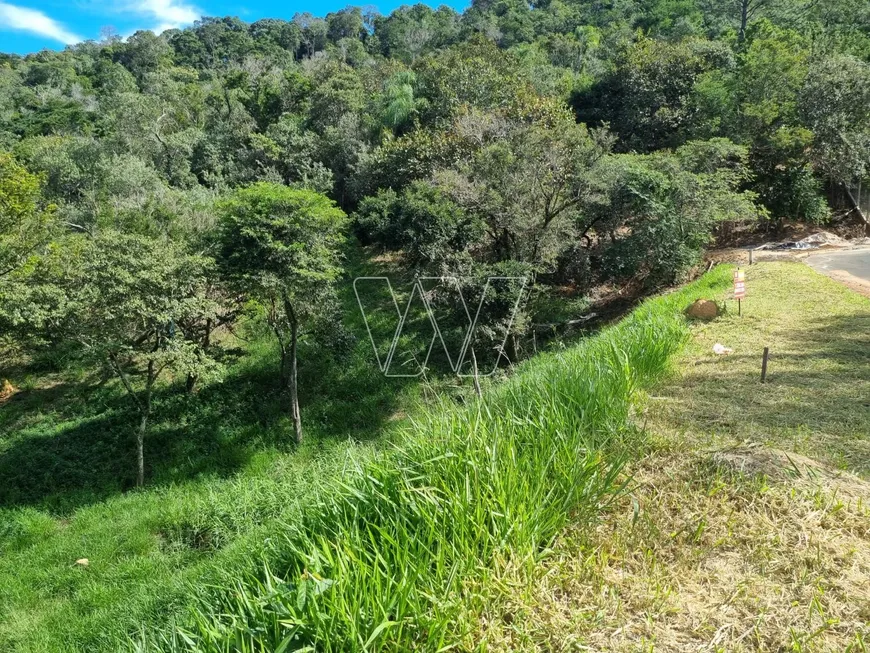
[756,231,848,251]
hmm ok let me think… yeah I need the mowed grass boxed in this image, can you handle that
[477,262,870,651]
[650,261,870,473]
[142,269,733,652]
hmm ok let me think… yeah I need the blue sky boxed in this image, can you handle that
[0,0,468,55]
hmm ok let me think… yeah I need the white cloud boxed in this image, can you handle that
[126,0,199,32]
[150,22,179,34]
[0,2,82,44]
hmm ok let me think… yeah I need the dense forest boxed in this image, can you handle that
[1,0,870,650]
[1,0,870,480]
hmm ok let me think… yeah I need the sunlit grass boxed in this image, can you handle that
[474,262,870,651]
[651,261,870,473]
[0,263,736,652]
[0,253,424,653]
[144,268,732,652]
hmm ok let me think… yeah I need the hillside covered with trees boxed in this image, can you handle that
[0,0,869,650]
[3,0,870,359]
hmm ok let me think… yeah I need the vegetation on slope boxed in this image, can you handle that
[1,0,869,648]
[0,254,423,652]
[140,267,733,652]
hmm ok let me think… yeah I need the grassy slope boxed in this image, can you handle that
[8,262,852,651]
[480,262,870,651]
[0,251,429,652]
[146,268,732,652]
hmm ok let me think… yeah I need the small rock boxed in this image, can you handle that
[75,558,89,567]
[713,343,733,355]
[686,299,720,321]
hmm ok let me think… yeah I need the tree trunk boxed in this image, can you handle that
[471,348,483,399]
[738,0,749,42]
[108,351,153,488]
[137,360,155,487]
[289,317,302,445]
[137,411,148,487]
[185,318,213,395]
[506,333,519,365]
[283,294,303,445]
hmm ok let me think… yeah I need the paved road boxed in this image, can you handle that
[806,248,870,282]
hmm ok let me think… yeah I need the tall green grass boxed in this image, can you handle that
[146,268,731,652]
[0,250,425,652]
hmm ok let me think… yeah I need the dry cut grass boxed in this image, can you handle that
[650,261,870,474]
[478,452,870,651]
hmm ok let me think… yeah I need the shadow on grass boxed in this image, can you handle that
[0,245,421,513]
[665,310,870,474]
[0,340,411,514]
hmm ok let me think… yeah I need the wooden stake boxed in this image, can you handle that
[749,250,754,265]
[738,298,742,317]
[761,347,769,383]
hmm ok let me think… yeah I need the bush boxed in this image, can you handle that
[354,181,481,271]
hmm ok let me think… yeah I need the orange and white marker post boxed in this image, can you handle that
[734,268,746,316]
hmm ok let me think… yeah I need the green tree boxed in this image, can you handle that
[436,110,614,274]
[380,70,425,133]
[736,0,775,42]
[249,18,303,57]
[800,55,870,184]
[326,7,367,42]
[573,37,734,152]
[113,30,174,83]
[294,13,329,58]
[2,231,221,486]
[599,140,765,285]
[728,22,826,223]
[355,180,481,271]
[0,152,54,277]
[373,4,459,63]
[217,183,347,443]
[308,66,365,132]
[248,115,333,192]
